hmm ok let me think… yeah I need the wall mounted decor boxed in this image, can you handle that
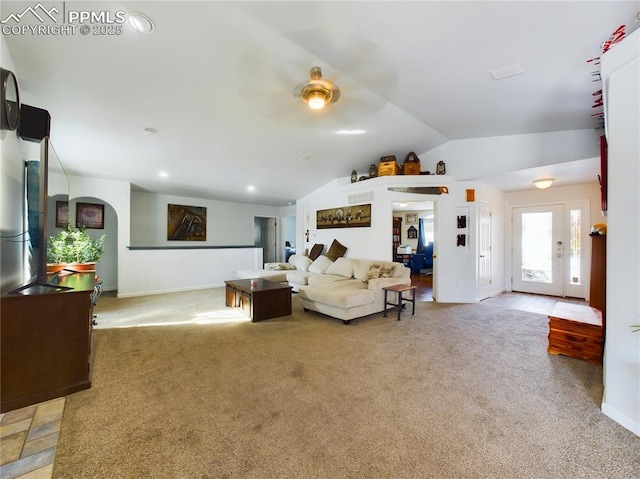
[76,202,104,229]
[436,161,446,175]
[167,204,207,241]
[456,206,469,252]
[407,225,418,239]
[317,203,371,229]
[55,201,69,227]
[406,212,418,224]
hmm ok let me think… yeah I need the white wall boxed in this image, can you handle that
[600,29,640,437]
[297,174,505,303]
[420,129,602,180]
[58,186,284,297]
[130,191,280,246]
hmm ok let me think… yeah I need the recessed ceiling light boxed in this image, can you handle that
[142,127,157,136]
[129,12,155,34]
[336,129,366,135]
[158,171,169,178]
[299,153,313,161]
[247,185,255,192]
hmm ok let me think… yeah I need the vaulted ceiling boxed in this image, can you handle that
[4,1,639,206]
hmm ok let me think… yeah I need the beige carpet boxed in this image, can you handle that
[53,291,640,478]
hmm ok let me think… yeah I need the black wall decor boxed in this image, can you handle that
[18,104,51,142]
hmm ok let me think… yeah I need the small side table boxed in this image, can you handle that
[383,284,417,321]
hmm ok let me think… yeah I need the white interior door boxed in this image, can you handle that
[478,202,492,300]
[512,205,564,296]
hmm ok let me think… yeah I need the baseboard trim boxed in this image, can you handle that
[602,402,640,437]
[116,283,224,299]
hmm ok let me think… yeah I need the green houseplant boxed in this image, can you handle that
[47,225,106,269]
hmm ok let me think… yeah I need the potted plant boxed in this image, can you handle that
[47,225,106,272]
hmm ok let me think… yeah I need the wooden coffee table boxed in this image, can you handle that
[224,278,292,322]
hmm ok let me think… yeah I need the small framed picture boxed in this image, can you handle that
[76,202,105,229]
[55,201,69,227]
[406,212,418,224]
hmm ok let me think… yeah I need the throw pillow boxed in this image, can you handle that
[308,243,324,261]
[363,263,395,282]
[288,254,312,272]
[324,257,354,278]
[326,239,348,261]
[308,255,334,274]
[265,263,296,271]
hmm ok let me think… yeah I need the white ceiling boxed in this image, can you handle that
[4,1,639,206]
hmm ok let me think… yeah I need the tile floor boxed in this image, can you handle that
[0,398,65,479]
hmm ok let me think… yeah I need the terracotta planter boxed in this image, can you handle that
[46,264,65,274]
[64,262,96,272]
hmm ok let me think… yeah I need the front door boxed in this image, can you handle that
[512,202,589,298]
[512,205,564,296]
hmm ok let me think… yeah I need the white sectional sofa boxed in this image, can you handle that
[297,257,411,324]
[237,253,412,323]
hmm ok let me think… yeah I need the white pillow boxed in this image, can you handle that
[308,255,334,274]
[324,257,354,278]
[288,254,312,272]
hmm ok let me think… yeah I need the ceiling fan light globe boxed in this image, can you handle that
[307,90,327,109]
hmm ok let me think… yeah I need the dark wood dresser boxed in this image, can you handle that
[1,272,96,412]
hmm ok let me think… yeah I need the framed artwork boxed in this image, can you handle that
[406,212,418,224]
[407,225,418,239]
[55,200,69,227]
[456,206,469,252]
[317,203,371,229]
[167,204,207,241]
[76,202,105,229]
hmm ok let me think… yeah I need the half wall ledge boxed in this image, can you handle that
[127,245,257,250]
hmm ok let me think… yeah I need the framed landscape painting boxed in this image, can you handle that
[76,202,104,229]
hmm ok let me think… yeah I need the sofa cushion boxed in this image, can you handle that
[326,239,348,261]
[299,283,373,309]
[308,243,324,260]
[308,274,350,286]
[324,257,353,278]
[286,270,313,286]
[308,255,334,274]
[288,254,313,272]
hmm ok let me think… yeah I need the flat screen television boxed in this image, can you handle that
[11,136,69,294]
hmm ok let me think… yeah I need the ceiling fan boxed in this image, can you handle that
[297,66,340,110]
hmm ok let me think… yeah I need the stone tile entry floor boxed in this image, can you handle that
[0,397,65,479]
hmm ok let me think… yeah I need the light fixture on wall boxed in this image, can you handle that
[533,178,554,190]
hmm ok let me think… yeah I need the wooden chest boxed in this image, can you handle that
[547,303,603,365]
[403,161,421,175]
[379,160,400,176]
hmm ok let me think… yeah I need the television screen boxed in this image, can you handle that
[15,137,68,292]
